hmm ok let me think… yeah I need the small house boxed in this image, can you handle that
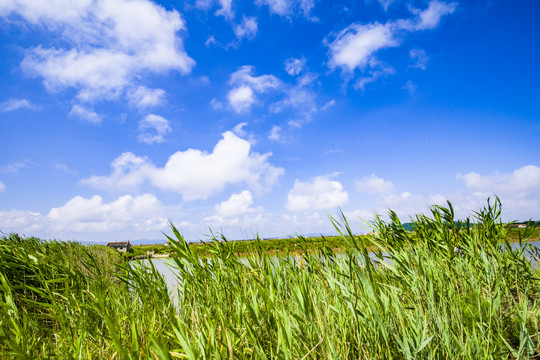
[107,240,132,252]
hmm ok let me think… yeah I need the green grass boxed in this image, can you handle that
[1,198,540,358]
[128,224,539,259]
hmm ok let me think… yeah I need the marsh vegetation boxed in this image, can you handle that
[1,199,539,358]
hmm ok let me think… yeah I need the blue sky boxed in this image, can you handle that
[1,0,539,242]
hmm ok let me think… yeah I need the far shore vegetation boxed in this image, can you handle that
[127,220,540,259]
[1,199,540,358]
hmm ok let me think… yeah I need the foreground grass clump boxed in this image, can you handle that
[1,199,540,359]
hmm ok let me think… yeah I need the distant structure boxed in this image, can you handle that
[106,240,131,252]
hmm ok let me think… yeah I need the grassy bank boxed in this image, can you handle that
[1,199,540,358]
[129,223,540,258]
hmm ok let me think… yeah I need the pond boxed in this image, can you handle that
[138,240,540,299]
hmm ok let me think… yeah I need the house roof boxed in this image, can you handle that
[107,241,131,247]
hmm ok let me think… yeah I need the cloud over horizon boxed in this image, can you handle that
[82,131,285,201]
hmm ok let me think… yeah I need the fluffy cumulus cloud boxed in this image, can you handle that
[0,194,169,241]
[0,0,194,102]
[457,165,540,194]
[127,86,166,109]
[227,65,281,113]
[214,190,260,218]
[0,98,39,112]
[82,131,284,201]
[348,165,540,224]
[355,174,395,194]
[286,174,349,212]
[224,65,318,126]
[327,0,456,87]
[47,194,167,232]
[69,104,103,124]
[138,114,172,144]
[455,165,540,219]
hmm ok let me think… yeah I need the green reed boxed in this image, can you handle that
[1,198,539,359]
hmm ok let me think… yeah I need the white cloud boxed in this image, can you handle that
[269,73,318,127]
[354,60,395,91]
[55,163,79,176]
[457,165,540,195]
[228,86,255,113]
[69,104,103,124]
[257,0,316,18]
[284,57,306,76]
[355,174,395,194]
[205,35,217,47]
[327,1,456,86]
[402,80,417,94]
[328,22,398,73]
[0,209,44,235]
[287,174,349,212]
[1,161,26,174]
[215,0,234,18]
[377,0,395,11]
[234,16,258,40]
[321,99,336,110]
[2,0,194,102]
[349,165,540,224]
[0,181,5,192]
[230,65,281,91]
[268,125,281,141]
[412,0,457,30]
[409,48,428,69]
[0,98,39,112]
[227,66,281,113]
[82,131,285,201]
[127,86,166,109]
[0,194,169,241]
[214,190,260,218]
[232,122,249,137]
[194,0,214,10]
[138,114,172,144]
[210,98,224,110]
[48,194,167,232]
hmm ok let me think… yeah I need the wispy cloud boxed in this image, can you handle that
[327,0,456,88]
[268,125,282,141]
[257,0,317,19]
[55,163,79,176]
[227,65,281,113]
[0,98,39,112]
[138,114,172,144]
[1,161,26,174]
[127,86,166,109]
[409,48,429,70]
[355,174,395,194]
[69,105,103,124]
[284,57,306,76]
[234,16,258,40]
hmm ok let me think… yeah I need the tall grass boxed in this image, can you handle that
[1,199,539,358]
